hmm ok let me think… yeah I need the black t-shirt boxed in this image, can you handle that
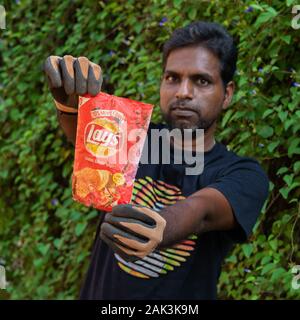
[79,122,269,300]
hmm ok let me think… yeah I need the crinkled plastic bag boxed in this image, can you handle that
[72,92,153,212]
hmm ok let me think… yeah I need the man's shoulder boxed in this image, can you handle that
[215,143,268,180]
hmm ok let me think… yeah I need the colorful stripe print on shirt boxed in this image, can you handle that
[114,176,198,279]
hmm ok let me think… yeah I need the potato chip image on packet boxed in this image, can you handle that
[72,92,153,212]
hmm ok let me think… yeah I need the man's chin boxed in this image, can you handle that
[166,119,215,133]
[167,120,199,131]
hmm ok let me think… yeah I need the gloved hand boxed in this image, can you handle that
[43,55,103,112]
[100,204,166,262]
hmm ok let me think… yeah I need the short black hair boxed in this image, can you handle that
[162,21,238,86]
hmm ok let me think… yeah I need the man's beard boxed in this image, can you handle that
[161,100,220,133]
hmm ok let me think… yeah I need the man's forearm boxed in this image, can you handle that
[158,187,236,249]
[56,109,78,145]
[99,188,235,259]
[158,194,210,249]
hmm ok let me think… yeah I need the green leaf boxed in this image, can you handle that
[245,276,256,283]
[277,167,289,175]
[226,254,237,263]
[33,258,44,268]
[261,256,272,265]
[267,141,280,153]
[188,8,197,20]
[250,4,264,11]
[75,222,88,237]
[286,0,296,6]
[290,182,300,192]
[134,23,143,34]
[269,239,278,251]
[255,10,278,28]
[10,109,21,121]
[278,111,288,123]
[279,187,289,199]
[76,252,89,263]
[283,174,293,186]
[174,0,182,9]
[261,263,276,275]
[293,161,300,174]
[242,244,254,258]
[281,35,291,45]
[86,210,99,220]
[70,211,81,221]
[257,125,274,138]
[284,119,295,131]
[221,109,234,127]
[288,138,300,157]
[270,268,286,282]
[262,109,274,119]
[53,239,62,249]
[37,243,50,256]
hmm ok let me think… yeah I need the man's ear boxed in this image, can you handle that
[222,81,235,110]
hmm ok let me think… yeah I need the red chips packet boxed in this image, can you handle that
[72,92,153,212]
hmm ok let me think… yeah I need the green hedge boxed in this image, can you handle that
[0,0,299,299]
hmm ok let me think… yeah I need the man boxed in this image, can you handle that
[44,21,269,299]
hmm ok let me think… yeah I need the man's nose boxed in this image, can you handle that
[175,79,193,99]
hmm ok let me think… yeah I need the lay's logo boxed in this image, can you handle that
[84,118,123,158]
[86,124,119,147]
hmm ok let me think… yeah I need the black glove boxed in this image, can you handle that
[100,204,166,262]
[43,55,103,111]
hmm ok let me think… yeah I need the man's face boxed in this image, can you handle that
[160,45,233,132]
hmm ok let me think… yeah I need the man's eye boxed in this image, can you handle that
[197,78,209,86]
[165,75,177,82]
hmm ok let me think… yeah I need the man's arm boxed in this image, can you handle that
[158,187,237,249]
[100,187,237,260]
[100,159,269,261]
[56,110,78,145]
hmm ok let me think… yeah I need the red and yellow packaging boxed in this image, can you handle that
[72,92,153,211]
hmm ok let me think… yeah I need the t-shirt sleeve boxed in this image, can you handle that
[207,157,269,243]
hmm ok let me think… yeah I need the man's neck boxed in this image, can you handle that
[169,135,216,153]
[203,136,216,152]
[190,133,215,153]
[169,122,216,153]
[203,121,216,152]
